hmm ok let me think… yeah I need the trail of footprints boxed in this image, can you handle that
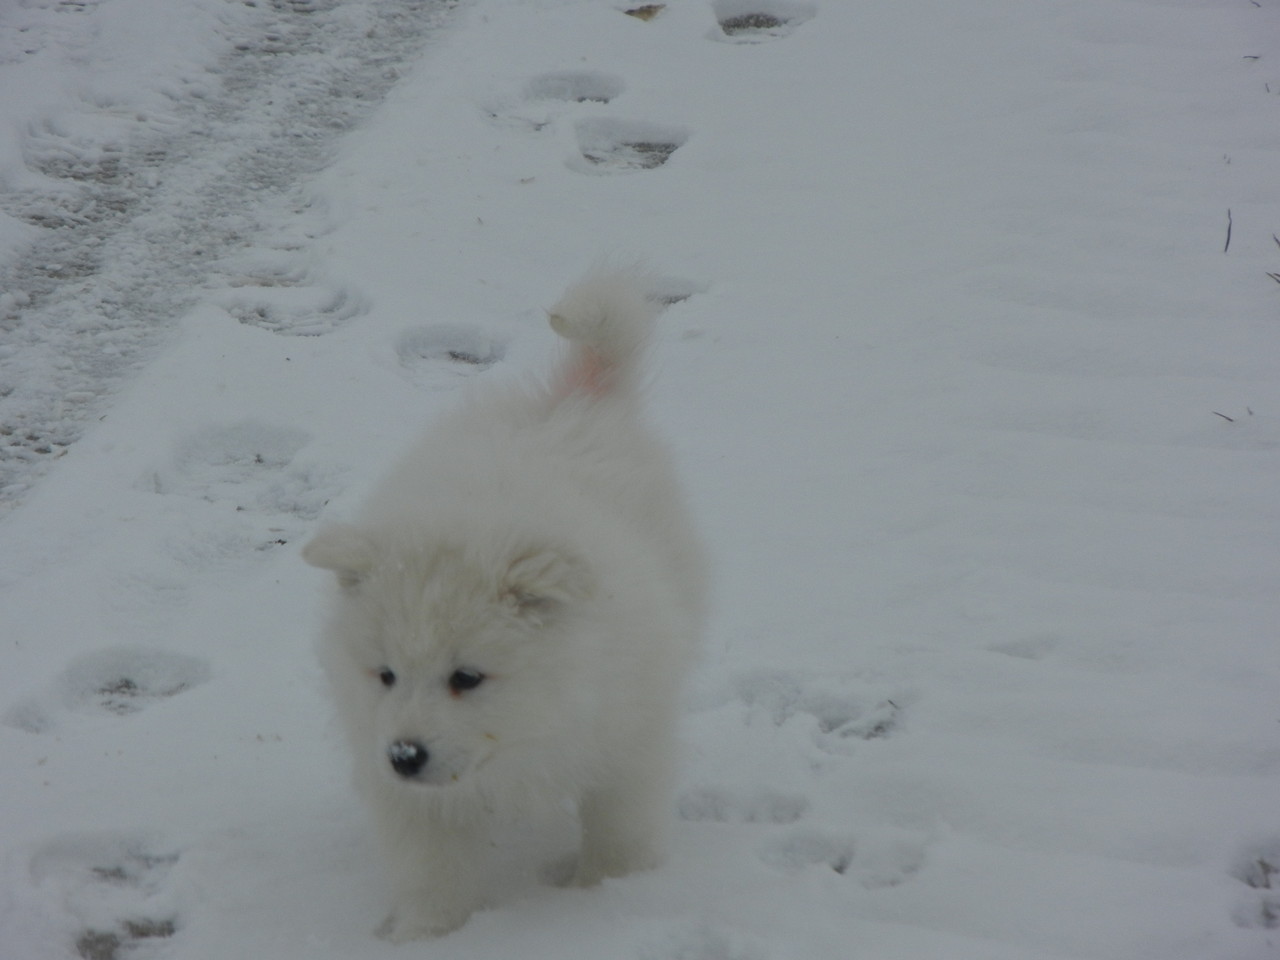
[2,422,302,953]
[990,637,1280,940]
[7,3,804,954]
[493,1,817,174]
[145,0,818,375]
[2,418,311,952]
[5,416,330,737]
[132,0,814,575]
[679,671,924,904]
[731,670,905,746]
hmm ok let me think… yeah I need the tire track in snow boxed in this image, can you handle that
[0,0,459,509]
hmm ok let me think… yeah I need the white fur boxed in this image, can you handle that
[303,267,706,941]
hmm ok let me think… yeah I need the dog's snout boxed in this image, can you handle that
[388,739,430,778]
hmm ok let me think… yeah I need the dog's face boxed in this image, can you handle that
[305,524,596,792]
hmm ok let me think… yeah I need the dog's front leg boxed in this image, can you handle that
[574,773,668,886]
[375,807,487,941]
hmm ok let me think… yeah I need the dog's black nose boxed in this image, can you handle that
[388,739,429,778]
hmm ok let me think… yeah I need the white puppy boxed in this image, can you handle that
[303,268,706,941]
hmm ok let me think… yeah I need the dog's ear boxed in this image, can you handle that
[501,545,593,615]
[302,524,377,589]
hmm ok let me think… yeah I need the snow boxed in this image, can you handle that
[1,0,1278,957]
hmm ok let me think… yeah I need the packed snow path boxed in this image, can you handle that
[0,0,459,507]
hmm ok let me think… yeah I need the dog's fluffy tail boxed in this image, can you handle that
[547,267,656,398]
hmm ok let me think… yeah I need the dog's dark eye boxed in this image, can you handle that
[448,669,485,694]
[377,668,396,688]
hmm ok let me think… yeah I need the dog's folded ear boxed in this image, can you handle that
[303,524,377,589]
[502,545,593,615]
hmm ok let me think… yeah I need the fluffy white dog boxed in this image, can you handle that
[303,268,706,941]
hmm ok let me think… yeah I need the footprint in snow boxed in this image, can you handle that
[211,283,366,337]
[680,673,925,892]
[570,118,690,174]
[709,0,816,42]
[490,68,688,175]
[731,669,907,753]
[18,832,183,960]
[396,323,507,384]
[4,646,211,734]
[759,827,926,889]
[206,201,365,337]
[131,420,335,584]
[1230,840,1280,930]
[758,827,854,875]
[646,275,707,307]
[144,419,331,523]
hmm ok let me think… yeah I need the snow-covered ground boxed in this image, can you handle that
[2,0,1279,957]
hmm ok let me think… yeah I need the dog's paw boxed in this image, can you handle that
[572,842,663,888]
